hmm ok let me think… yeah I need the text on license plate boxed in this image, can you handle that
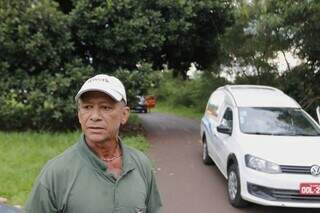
[300,183,320,195]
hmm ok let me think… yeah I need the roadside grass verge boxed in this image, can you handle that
[153,101,203,120]
[0,115,148,206]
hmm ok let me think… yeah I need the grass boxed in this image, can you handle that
[0,131,148,206]
[153,101,203,120]
[126,113,141,125]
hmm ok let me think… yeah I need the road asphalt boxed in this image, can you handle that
[0,204,23,213]
[139,112,319,213]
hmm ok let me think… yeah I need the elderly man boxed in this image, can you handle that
[25,74,163,213]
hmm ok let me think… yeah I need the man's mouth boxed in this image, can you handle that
[87,126,105,131]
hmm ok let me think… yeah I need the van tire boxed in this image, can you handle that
[202,137,213,165]
[227,164,248,208]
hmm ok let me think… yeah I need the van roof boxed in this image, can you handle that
[221,85,300,108]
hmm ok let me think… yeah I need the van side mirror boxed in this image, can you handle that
[217,125,232,135]
[317,106,320,124]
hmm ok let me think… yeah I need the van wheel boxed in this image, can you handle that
[227,164,248,208]
[202,137,213,165]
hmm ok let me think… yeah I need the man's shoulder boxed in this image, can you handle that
[124,145,150,164]
[48,143,79,166]
[123,144,154,177]
[38,142,81,180]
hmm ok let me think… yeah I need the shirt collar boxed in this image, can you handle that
[77,134,135,173]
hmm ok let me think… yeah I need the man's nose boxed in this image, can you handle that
[90,108,102,121]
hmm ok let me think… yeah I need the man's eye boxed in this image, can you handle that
[83,105,92,109]
[102,106,112,111]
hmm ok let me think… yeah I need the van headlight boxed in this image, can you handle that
[245,154,281,174]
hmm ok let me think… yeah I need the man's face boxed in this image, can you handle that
[78,91,129,144]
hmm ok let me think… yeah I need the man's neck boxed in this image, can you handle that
[86,137,120,159]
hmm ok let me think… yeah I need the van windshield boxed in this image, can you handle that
[239,107,320,136]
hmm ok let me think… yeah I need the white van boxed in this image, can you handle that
[200,85,320,208]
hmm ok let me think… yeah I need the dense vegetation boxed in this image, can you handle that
[0,0,233,131]
[220,0,320,117]
[157,0,320,119]
[0,0,319,130]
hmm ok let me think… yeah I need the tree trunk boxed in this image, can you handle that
[281,50,291,72]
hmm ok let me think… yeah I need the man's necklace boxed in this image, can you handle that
[101,143,122,163]
[101,154,122,163]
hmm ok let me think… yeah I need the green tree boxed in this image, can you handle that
[0,0,73,75]
[220,0,286,84]
[114,63,160,106]
[0,0,93,131]
[264,0,320,114]
[151,0,234,78]
[221,0,320,115]
[56,0,234,78]
[280,64,320,118]
[69,0,165,72]
[269,0,320,67]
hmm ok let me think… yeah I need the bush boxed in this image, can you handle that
[0,1,95,131]
[154,72,229,112]
[114,62,161,107]
[0,61,93,131]
[0,62,161,131]
[233,64,320,119]
[120,114,145,137]
[279,65,320,119]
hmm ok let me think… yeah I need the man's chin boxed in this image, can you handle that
[85,133,108,144]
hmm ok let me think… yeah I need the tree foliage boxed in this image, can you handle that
[221,0,320,115]
[56,0,234,78]
[270,0,320,67]
[151,0,234,78]
[68,0,165,72]
[114,62,161,106]
[220,0,285,81]
[0,0,93,131]
[1,0,319,130]
[0,0,74,75]
[155,71,229,112]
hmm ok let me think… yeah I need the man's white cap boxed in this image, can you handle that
[75,74,127,104]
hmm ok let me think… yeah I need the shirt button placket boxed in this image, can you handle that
[114,181,119,209]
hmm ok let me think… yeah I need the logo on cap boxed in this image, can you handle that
[87,78,109,83]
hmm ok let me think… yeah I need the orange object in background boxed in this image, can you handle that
[145,95,156,109]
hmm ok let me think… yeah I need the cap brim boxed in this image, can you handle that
[75,88,123,103]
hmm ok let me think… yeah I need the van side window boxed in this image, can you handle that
[206,91,225,122]
[221,108,233,131]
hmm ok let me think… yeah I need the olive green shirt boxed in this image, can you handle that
[25,136,162,213]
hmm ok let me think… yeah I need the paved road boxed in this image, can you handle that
[0,204,24,213]
[139,112,319,213]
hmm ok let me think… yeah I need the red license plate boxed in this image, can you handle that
[300,183,320,195]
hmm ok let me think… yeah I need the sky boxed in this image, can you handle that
[187,51,303,82]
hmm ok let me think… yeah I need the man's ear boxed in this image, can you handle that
[77,110,82,125]
[121,106,130,125]
[77,101,83,125]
